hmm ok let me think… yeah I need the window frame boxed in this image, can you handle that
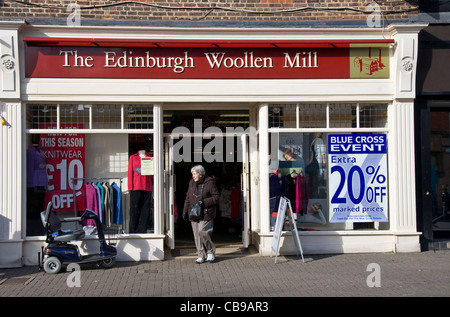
[25,103,155,134]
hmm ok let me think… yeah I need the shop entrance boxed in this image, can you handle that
[429,106,450,239]
[418,100,450,250]
[163,109,251,250]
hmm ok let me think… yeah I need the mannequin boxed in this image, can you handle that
[27,142,48,235]
[128,150,153,233]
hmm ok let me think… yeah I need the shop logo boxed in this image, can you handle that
[350,45,389,79]
[353,47,387,76]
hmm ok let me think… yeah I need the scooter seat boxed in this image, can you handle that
[41,203,86,242]
[52,229,85,242]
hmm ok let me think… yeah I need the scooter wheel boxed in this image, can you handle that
[100,257,116,269]
[43,256,62,274]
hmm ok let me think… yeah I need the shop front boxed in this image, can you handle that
[0,21,426,267]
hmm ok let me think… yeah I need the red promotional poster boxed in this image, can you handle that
[40,124,85,212]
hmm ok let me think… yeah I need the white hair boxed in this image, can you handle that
[191,165,205,176]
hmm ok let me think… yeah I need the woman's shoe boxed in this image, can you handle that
[195,257,205,264]
[206,253,215,262]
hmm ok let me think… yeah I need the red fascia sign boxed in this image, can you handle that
[24,38,393,79]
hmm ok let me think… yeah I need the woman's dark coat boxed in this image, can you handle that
[183,175,219,222]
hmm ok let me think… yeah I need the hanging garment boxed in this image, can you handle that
[95,182,106,224]
[102,182,111,227]
[285,173,309,215]
[82,183,98,227]
[219,188,232,218]
[173,193,178,223]
[92,183,103,223]
[296,173,309,215]
[230,188,241,219]
[269,173,286,198]
[111,182,123,225]
[106,182,114,225]
[285,175,299,213]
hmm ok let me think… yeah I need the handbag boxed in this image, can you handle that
[188,184,204,221]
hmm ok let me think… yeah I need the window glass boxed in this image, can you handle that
[268,103,389,232]
[127,105,154,130]
[299,104,326,128]
[26,104,57,129]
[269,132,336,231]
[92,104,122,129]
[360,103,388,128]
[269,132,389,231]
[25,103,155,236]
[329,103,356,128]
[59,104,90,128]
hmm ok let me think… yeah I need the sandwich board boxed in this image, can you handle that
[270,197,305,264]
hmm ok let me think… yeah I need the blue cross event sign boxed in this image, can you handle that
[328,134,389,223]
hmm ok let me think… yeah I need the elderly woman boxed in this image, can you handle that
[183,165,220,264]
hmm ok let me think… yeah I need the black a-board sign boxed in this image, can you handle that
[270,197,305,264]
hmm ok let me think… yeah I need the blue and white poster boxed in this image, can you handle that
[328,134,388,223]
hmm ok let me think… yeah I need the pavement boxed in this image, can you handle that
[0,243,450,303]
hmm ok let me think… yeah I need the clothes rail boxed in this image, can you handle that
[71,177,124,233]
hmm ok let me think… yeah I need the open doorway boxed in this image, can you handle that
[163,109,251,249]
[174,159,244,246]
[430,108,450,238]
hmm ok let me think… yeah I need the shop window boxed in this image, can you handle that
[269,131,389,232]
[127,134,155,234]
[268,102,390,232]
[25,103,156,237]
[269,132,333,231]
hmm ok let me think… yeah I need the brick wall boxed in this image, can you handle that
[1,0,418,23]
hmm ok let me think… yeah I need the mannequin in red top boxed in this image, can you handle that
[128,150,153,233]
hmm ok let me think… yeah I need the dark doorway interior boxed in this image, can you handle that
[429,108,450,239]
[165,109,250,246]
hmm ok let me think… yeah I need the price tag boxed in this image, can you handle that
[328,134,388,223]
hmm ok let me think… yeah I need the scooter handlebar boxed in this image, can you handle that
[80,209,98,220]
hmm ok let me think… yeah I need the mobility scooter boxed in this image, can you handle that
[39,202,117,274]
